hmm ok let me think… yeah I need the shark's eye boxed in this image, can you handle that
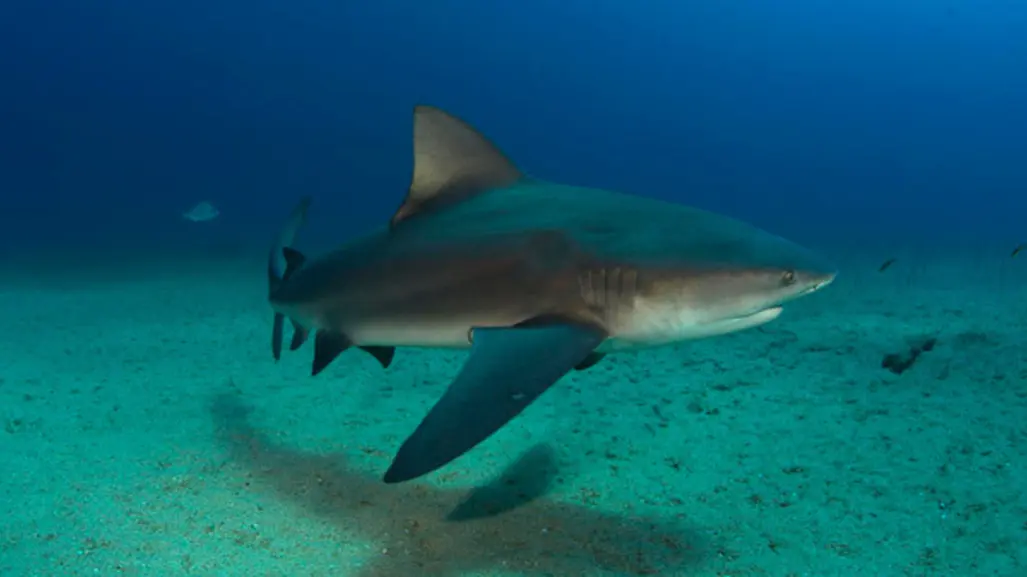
[781,270,796,285]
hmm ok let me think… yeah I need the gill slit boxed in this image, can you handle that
[579,267,638,326]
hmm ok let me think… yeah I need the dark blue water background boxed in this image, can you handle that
[1,1,1024,259]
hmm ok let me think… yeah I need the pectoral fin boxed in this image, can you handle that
[383,320,606,483]
[575,352,606,371]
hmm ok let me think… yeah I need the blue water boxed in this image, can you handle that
[1,1,1025,575]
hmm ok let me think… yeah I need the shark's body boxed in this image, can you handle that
[268,106,836,484]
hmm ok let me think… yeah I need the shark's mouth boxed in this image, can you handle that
[802,280,832,295]
[724,306,782,326]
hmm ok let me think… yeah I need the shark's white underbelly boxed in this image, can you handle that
[347,319,494,349]
[344,306,783,352]
[597,305,783,352]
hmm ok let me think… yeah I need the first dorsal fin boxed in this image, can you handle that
[390,105,523,228]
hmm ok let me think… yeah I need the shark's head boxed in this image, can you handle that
[621,230,836,344]
[672,265,834,321]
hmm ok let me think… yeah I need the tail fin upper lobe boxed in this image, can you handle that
[269,197,312,360]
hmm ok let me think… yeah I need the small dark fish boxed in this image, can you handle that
[1012,244,1025,258]
[878,258,896,272]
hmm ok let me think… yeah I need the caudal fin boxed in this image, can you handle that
[268,197,312,293]
[269,197,312,360]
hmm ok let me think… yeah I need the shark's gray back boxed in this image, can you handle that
[280,181,828,307]
[385,181,830,272]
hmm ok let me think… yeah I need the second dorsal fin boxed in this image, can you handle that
[390,105,523,228]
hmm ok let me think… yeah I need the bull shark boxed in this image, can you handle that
[267,105,836,484]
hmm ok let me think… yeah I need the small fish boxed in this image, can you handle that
[1012,244,1025,258]
[878,258,896,272]
[183,201,220,222]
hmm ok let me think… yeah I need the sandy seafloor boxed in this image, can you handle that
[1,247,1026,577]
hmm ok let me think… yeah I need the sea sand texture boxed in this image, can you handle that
[1,247,1025,577]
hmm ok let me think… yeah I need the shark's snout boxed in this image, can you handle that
[806,271,836,293]
[792,268,836,298]
[758,237,836,304]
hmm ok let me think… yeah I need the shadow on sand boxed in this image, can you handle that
[210,392,707,576]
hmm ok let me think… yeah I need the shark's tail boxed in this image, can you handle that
[269,196,312,360]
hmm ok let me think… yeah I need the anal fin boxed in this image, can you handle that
[313,331,352,376]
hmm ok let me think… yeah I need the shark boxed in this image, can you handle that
[267,105,836,484]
